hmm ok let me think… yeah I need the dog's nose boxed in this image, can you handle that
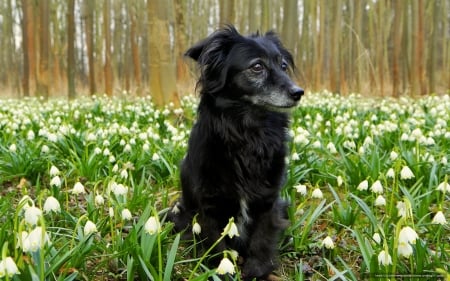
[289,86,304,101]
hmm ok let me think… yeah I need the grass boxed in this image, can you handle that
[0,91,449,280]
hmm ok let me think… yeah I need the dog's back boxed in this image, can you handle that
[169,25,303,280]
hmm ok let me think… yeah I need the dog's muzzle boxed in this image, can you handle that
[289,86,304,101]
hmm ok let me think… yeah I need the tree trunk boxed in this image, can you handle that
[36,0,50,99]
[67,0,76,99]
[84,0,96,95]
[282,0,298,53]
[128,0,142,95]
[219,0,235,25]
[104,0,113,96]
[392,0,403,98]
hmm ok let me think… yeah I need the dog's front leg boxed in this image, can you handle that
[241,203,288,280]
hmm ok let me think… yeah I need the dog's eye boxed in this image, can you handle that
[281,62,288,72]
[250,63,264,73]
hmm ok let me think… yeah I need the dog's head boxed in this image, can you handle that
[186,25,303,111]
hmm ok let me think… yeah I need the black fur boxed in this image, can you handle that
[169,25,303,280]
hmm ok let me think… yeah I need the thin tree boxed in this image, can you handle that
[36,0,51,98]
[67,0,76,99]
[83,0,96,95]
[104,0,113,96]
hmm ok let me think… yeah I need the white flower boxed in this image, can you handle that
[121,209,132,221]
[374,195,386,206]
[386,168,395,179]
[95,194,104,206]
[49,165,60,176]
[396,201,407,218]
[311,188,323,199]
[291,152,300,161]
[216,257,235,275]
[400,166,415,180]
[441,156,448,165]
[123,143,132,153]
[370,180,383,194]
[84,220,97,235]
[0,257,20,277]
[120,169,128,179]
[327,142,337,154]
[43,196,61,213]
[294,184,307,196]
[378,250,392,266]
[373,233,381,244]
[72,182,86,195]
[94,147,102,155]
[436,181,450,193]
[152,153,160,161]
[431,211,446,225]
[24,206,42,225]
[109,207,114,218]
[398,241,414,258]
[321,236,335,249]
[337,176,343,187]
[112,164,119,173]
[192,222,202,234]
[111,182,128,196]
[41,145,50,154]
[50,175,62,187]
[9,144,17,153]
[22,227,50,252]
[390,151,399,161]
[145,216,161,235]
[222,219,240,238]
[398,226,418,245]
[357,180,368,191]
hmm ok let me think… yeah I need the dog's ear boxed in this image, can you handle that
[185,25,241,94]
[264,31,296,70]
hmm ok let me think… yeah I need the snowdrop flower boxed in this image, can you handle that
[43,196,61,213]
[396,201,407,218]
[27,129,35,140]
[386,168,395,179]
[398,226,418,244]
[9,144,17,153]
[41,145,50,154]
[22,227,50,252]
[144,216,161,235]
[50,176,61,188]
[152,153,160,161]
[111,182,128,197]
[121,209,132,221]
[109,207,114,218]
[93,147,102,155]
[436,181,450,193]
[390,151,399,161]
[222,220,240,239]
[84,220,97,235]
[326,142,337,154]
[431,211,447,225]
[321,236,335,249]
[49,165,60,176]
[441,156,448,165]
[311,188,323,199]
[295,184,307,196]
[400,166,414,180]
[123,143,132,153]
[374,195,386,207]
[120,169,128,179]
[398,241,414,258]
[24,206,42,225]
[372,233,381,244]
[378,250,392,266]
[95,194,104,206]
[192,222,202,234]
[291,152,300,161]
[112,164,119,173]
[337,176,343,187]
[0,256,20,277]
[216,257,235,275]
[370,180,383,194]
[357,180,368,191]
[72,182,86,195]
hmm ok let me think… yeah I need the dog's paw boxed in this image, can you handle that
[241,258,276,281]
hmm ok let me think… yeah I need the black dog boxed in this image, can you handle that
[169,25,303,280]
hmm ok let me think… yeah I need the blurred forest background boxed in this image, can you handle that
[0,0,449,104]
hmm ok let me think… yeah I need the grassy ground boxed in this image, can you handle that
[0,92,449,280]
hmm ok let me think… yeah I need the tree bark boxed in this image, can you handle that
[84,0,96,95]
[104,0,113,96]
[36,0,51,99]
[67,0,76,99]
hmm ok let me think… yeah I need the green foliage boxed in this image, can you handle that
[0,92,449,280]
